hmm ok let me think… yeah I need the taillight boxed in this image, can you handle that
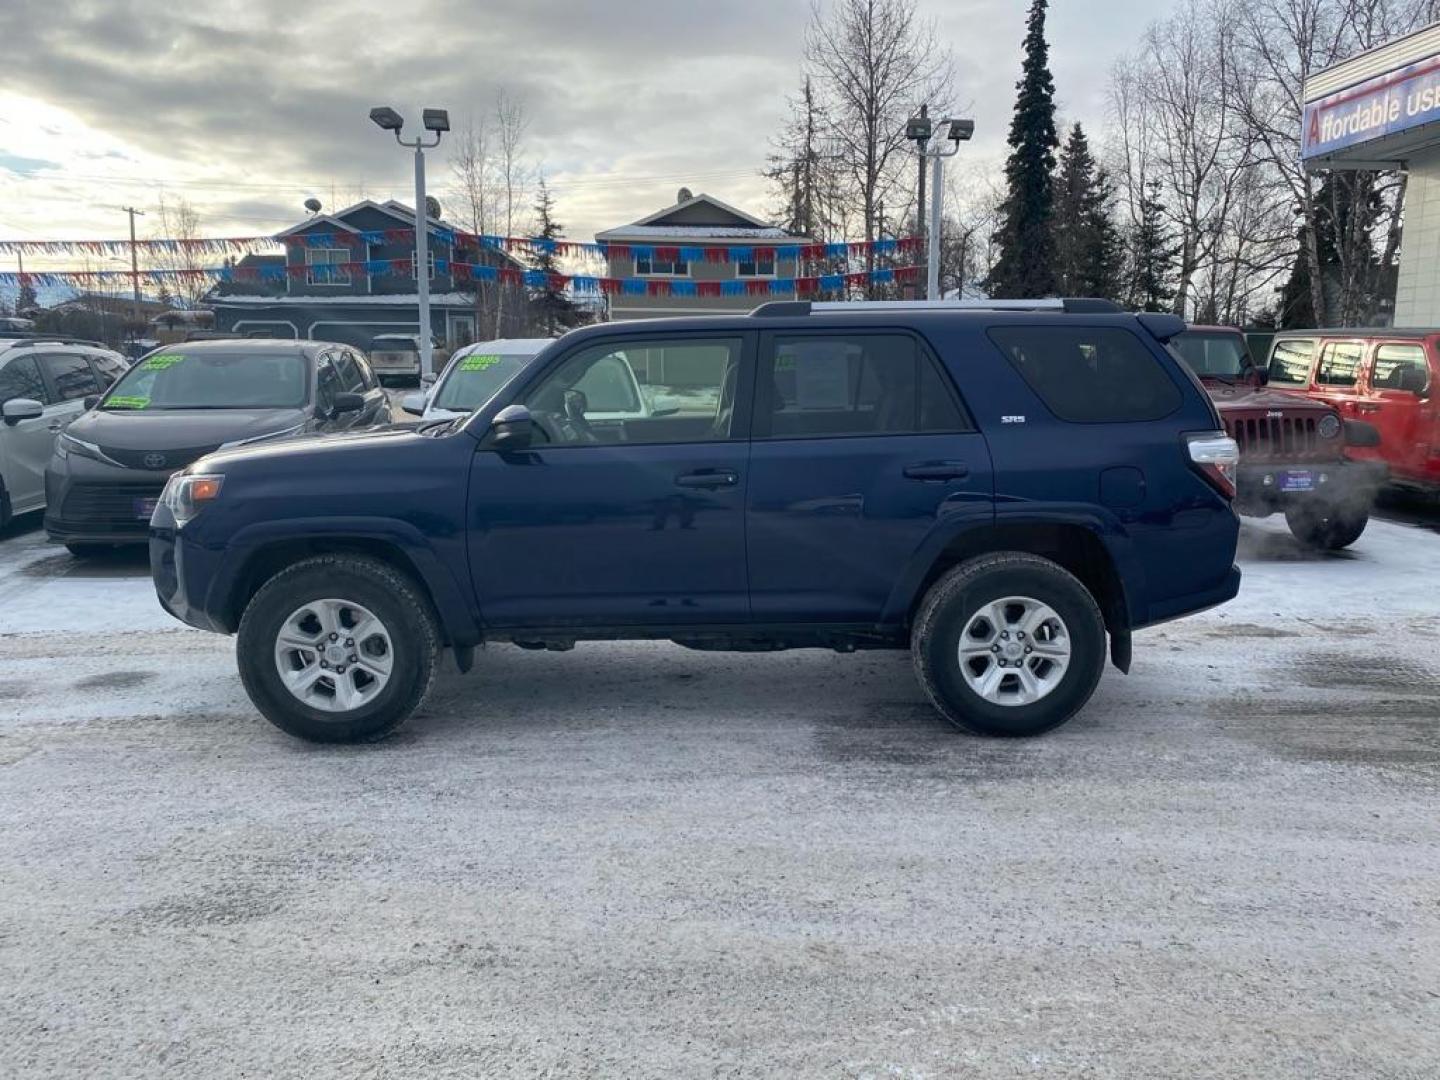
[1186,431,1239,499]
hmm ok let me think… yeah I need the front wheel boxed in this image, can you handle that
[236,555,440,743]
[1285,502,1368,550]
[911,553,1107,737]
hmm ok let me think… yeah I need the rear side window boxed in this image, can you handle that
[1268,339,1315,385]
[986,326,1181,423]
[758,333,969,438]
[332,351,365,392]
[1371,343,1430,393]
[1316,342,1363,387]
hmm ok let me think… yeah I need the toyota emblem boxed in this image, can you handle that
[144,452,167,469]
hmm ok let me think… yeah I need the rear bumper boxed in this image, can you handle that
[1137,564,1242,629]
[1235,458,1387,516]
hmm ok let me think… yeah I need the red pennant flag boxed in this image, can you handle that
[697,281,722,298]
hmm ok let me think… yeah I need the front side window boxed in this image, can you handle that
[332,351,364,393]
[522,338,741,445]
[758,334,968,438]
[101,349,310,410]
[0,355,48,406]
[38,353,102,401]
[635,255,689,277]
[987,326,1182,423]
[1316,342,1363,387]
[1268,338,1316,385]
[305,248,351,286]
[1371,343,1430,393]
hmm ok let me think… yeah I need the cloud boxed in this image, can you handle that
[0,0,1174,248]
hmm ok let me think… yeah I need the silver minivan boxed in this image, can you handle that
[0,338,129,527]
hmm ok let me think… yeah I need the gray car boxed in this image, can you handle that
[0,336,129,529]
[43,339,389,555]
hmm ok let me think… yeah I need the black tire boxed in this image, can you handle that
[236,555,440,743]
[1285,502,1368,550]
[911,552,1107,737]
[64,542,117,558]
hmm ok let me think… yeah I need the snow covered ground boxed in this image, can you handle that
[1,512,1438,1078]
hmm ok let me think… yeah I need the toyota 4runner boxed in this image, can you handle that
[1172,325,1386,550]
[151,300,1242,743]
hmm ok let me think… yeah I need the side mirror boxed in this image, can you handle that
[331,391,364,416]
[2,398,43,425]
[400,392,426,417]
[83,394,101,410]
[488,404,533,450]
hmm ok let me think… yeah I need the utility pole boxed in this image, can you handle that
[918,118,974,300]
[122,206,145,326]
[916,104,928,301]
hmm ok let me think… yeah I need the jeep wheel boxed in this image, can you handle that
[1285,503,1368,551]
[911,553,1106,737]
[237,555,439,743]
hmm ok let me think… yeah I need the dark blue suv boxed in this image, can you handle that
[150,300,1241,743]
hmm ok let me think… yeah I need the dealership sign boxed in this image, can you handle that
[1303,58,1440,159]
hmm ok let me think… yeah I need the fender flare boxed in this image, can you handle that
[880,504,1148,632]
[216,516,483,646]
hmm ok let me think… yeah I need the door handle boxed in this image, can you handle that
[675,469,738,489]
[903,461,970,481]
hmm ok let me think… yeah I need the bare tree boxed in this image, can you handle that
[803,0,951,292]
[493,91,531,335]
[448,114,501,338]
[145,194,211,308]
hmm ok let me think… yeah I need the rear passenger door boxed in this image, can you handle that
[1310,340,1366,417]
[745,330,994,623]
[1363,341,1432,480]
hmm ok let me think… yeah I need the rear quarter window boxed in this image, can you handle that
[986,325,1182,423]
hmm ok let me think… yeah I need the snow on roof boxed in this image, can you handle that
[210,293,476,306]
[594,224,800,241]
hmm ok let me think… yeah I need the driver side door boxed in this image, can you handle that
[467,333,754,628]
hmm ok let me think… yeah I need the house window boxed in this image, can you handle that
[737,255,775,278]
[410,250,438,281]
[635,255,689,277]
[306,248,351,286]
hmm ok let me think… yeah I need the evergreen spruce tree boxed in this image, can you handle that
[988,0,1059,298]
[527,178,581,336]
[1052,123,1122,299]
[1128,178,1179,312]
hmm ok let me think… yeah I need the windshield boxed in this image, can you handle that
[1171,332,1250,378]
[432,351,535,412]
[102,350,309,410]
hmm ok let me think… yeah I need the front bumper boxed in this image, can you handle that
[150,509,230,633]
[45,454,177,545]
[1234,458,1388,516]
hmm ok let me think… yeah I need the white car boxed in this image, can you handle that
[0,337,129,528]
[401,338,552,421]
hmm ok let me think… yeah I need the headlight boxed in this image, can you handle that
[54,433,118,465]
[159,473,224,528]
[1317,413,1341,439]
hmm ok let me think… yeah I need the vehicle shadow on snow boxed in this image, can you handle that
[19,545,150,580]
[1237,523,1359,563]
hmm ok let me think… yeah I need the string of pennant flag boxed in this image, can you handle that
[0,231,923,264]
[0,259,920,296]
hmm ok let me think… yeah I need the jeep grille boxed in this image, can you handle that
[1223,414,1324,461]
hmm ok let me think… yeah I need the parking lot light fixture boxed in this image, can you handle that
[369,105,449,378]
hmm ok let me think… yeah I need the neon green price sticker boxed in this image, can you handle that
[141,354,185,371]
[107,395,150,409]
[460,354,502,372]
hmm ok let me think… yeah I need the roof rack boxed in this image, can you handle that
[749,297,1123,317]
[0,336,108,349]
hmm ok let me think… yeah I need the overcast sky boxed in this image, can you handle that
[0,0,1177,274]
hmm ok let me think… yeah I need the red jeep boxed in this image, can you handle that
[1172,326,1386,550]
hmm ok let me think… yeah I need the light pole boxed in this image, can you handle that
[906,107,932,299]
[369,105,450,379]
[917,118,974,300]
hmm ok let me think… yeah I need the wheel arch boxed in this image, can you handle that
[216,519,481,648]
[887,516,1138,672]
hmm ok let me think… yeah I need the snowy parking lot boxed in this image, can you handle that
[2,510,1438,1078]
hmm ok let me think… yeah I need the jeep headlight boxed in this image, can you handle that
[159,473,224,528]
[1317,413,1341,439]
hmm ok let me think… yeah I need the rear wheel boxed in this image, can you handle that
[237,555,439,743]
[911,553,1107,737]
[1285,502,1368,550]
